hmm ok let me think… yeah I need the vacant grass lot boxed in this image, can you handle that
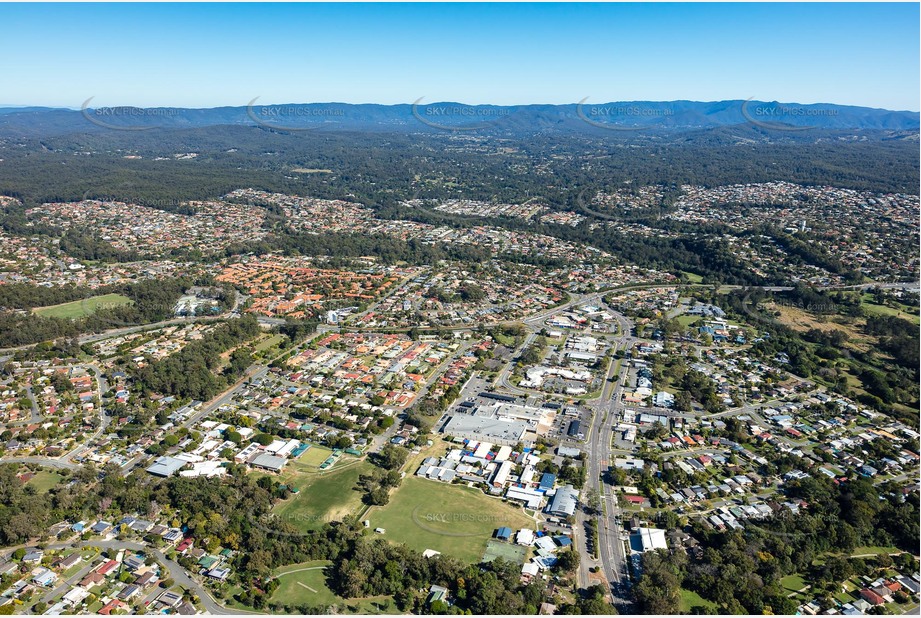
[369,476,535,564]
[679,588,717,613]
[33,293,133,319]
[860,294,920,324]
[25,470,63,493]
[780,573,808,594]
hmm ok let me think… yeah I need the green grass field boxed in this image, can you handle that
[482,540,528,564]
[860,294,920,324]
[780,574,808,594]
[33,293,133,319]
[271,460,372,531]
[678,588,717,613]
[368,477,535,564]
[850,545,900,556]
[294,444,336,468]
[254,334,285,353]
[676,314,702,329]
[680,271,704,283]
[269,561,397,613]
[25,470,63,493]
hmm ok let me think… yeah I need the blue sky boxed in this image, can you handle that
[1,3,918,111]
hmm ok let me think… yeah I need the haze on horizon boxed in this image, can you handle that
[0,2,918,112]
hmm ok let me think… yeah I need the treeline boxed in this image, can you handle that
[133,315,262,400]
[2,129,916,215]
[768,230,864,283]
[58,228,143,262]
[375,202,762,284]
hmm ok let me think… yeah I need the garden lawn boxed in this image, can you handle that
[368,476,534,564]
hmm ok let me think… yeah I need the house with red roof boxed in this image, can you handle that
[96,560,119,576]
[860,588,886,606]
[98,599,127,615]
[176,538,193,553]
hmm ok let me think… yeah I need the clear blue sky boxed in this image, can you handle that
[1,3,918,111]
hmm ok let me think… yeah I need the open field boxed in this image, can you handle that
[269,560,397,613]
[271,459,373,532]
[772,304,870,350]
[780,573,808,594]
[676,314,701,328]
[850,545,901,557]
[859,294,920,324]
[254,333,285,352]
[33,293,133,319]
[368,476,535,564]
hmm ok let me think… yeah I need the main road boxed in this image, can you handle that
[578,305,636,611]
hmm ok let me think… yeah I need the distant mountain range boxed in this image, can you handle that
[0,100,917,137]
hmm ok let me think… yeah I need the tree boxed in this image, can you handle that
[373,444,408,471]
[554,548,580,574]
[252,433,274,446]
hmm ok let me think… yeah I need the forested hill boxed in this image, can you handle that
[0,99,917,137]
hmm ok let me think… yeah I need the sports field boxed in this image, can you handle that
[368,476,535,563]
[269,560,397,613]
[482,540,527,564]
[294,444,336,468]
[271,459,372,531]
[33,293,133,319]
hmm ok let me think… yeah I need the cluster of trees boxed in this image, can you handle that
[329,540,557,615]
[355,468,401,506]
[865,314,919,375]
[134,316,261,400]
